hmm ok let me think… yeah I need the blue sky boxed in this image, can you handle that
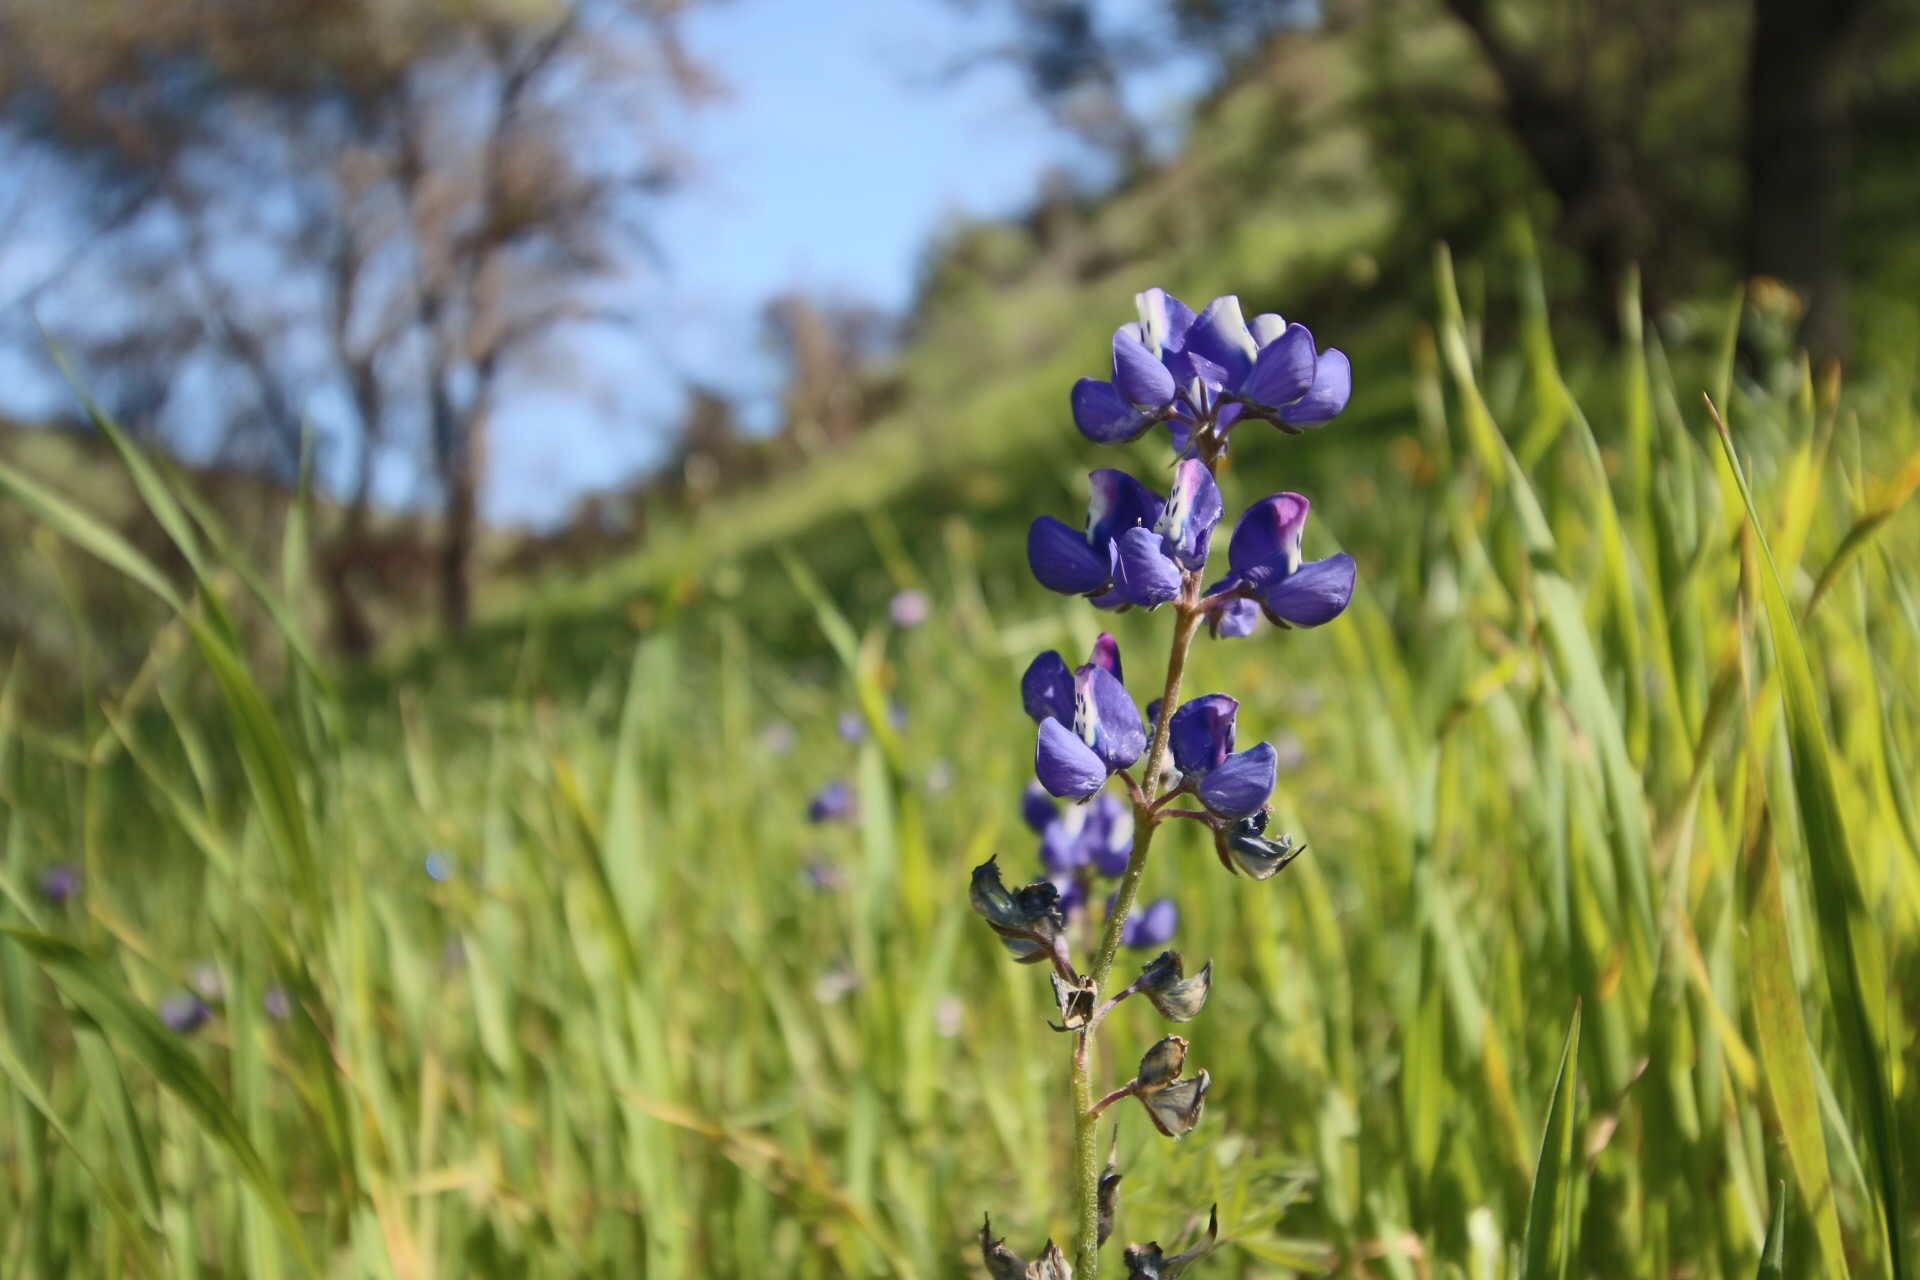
[485,0,1206,523]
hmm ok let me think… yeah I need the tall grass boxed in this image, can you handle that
[1,250,1917,1278]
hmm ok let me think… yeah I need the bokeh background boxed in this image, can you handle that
[3,0,1920,1275]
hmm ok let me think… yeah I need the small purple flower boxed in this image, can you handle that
[1023,781,1060,833]
[1028,470,1165,601]
[837,710,866,744]
[1033,660,1146,799]
[37,863,80,907]
[807,779,856,823]
[889,703,909,731]
[1205,493,1356,630]
[188,962,224,1002]
[1021,634,1122,726]
[158,992,211,1035]
[889,588,932,628]
[1039,792,1134,878]
[1206,597,1261,639]
[424,849,454,881]
[1070,289,1350,451]
[1119,897,1179,949]
[1166,694,1278,820]
[263,985,293,1021]
[1155,459,1224,571]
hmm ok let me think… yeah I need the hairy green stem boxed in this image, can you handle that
[1072,596,1204,1277]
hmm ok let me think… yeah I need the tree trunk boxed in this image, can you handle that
[1744,0,1867,359]
[430,374,477,633]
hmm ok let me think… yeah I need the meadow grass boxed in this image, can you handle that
[1,250,1918,1278]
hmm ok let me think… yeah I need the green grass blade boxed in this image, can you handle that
[1757,1183,1787,1280]
[0,1016,165,1271]
[0,457,183,610]
[1520,1002,1581,1280]
[1713,400,1910,1280]
[3,928,320,1277]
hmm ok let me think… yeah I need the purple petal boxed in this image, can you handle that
[1091,793,1134,876]
[1037,718,1108,799]
[1072,378,1153,444]
[1112,328,1176,408]
[159,993,211,1035]
[1135,288,1196,357]
[1227,493,1311,584]
[1279,346,1351,426]
[1074,664,1147,771]
[807,780,856,823]
[1185,296,1259,390]
[1198,742,1277,819]
[1168,694,1238,778]
[1028,516,1110,596]
[1021,650,1076,725]
[1041,808,1089,873]
[1086,470,1165,549]
[1088,632,1123,684]
[1237,323,1317,410]
[1207,597,1260,639]
[1155,459,1222,571]
[1249,311,1288,346]
[1088,587,1130,612]
[1023,781,1061,833]
[1262,553,1357,627]
[1145,698,1162,732]
[1121,898,1179,949]
[1110,528,1182,609]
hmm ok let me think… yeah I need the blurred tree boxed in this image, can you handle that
[0,0,704,642]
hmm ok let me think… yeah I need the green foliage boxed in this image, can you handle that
[2,238,1919,1279]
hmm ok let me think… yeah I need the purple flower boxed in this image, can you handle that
[1028,470,1165,601]
[1206,597,1260,639]
[1070,289,1350,451]
[807,779,856,823]
[889,588,931,628]
[1205,493,1356,630]
[159,992,211,1035]
[1021,633,1121,726]
[1154,459,1223,571]
[263,985,293,1021]
[1034,660,1147,799]
[1039,792,1134,878]
[37,863,80,907]
[1023,781,1060,833]
[837,710,866,744]
[1119,897,1178,949]
[1166,694,1278,820]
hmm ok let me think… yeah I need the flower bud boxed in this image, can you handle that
[1215,809,1303,880]
[1129,951,1212,1023]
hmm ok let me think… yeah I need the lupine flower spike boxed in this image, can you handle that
[973,285,1350,1276]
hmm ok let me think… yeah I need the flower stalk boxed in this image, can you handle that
[970,287,1355,1278]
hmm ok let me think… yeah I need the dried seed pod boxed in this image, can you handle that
[1122,1205,1218,1278]
[1130,950,1212,1022]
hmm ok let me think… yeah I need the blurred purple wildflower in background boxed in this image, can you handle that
[38,863,80,906]
[807,779,856,823]
[760,720,797,754]
[889,588,931,628]
[1119,897,1178,949]
[159,992,211,1035]
[189,962,225,1002]
[837,710,866,744]
[263,985,293,1021]
[424,849,455,881]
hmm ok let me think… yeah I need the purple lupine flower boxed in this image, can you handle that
[807,779,856,823]
[1022,633,1124,726]
[1023,781,1060,833]
[1028,470,1164,600]
[1119,897,1179,949]
[1155,460,1224,571]
[837,710,866,744]
[1039,792,1134,878]
[1206,597,1261,639]
[1205,493,1356,629]
[1070,289,1350,451]
[424,849,455,881]
[1166,694,1279,820]
[158,992,211,1035]
[1034,661,1148,799]
[889,588,931,628]
[37,863,80,906]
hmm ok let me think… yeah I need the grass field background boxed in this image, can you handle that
[4,204,1920,1278]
